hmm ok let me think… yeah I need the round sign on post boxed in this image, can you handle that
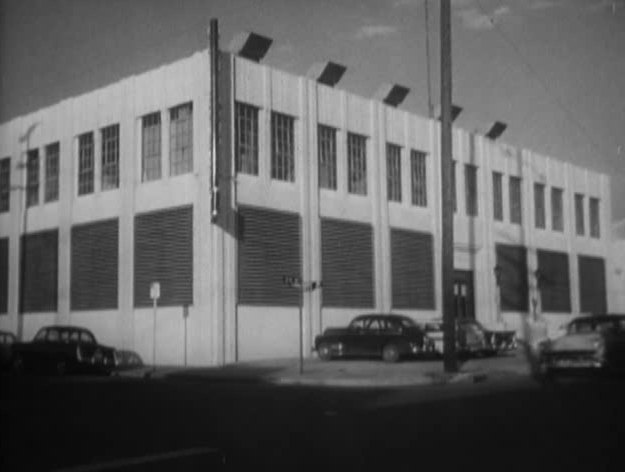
[150,282,161,300]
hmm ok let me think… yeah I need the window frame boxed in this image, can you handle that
[271,111,295,182]
[141,112,162,182]
[589,197,600,238]
[551,187,564,232]
[318,124,337,190]
[575,193,585,236]
[347,132,367,195]
[169,102,194,176]
[0,157,10,213]
[78,132,94,196]
[464,163,478,216]
[509,176,522,225]
[26,149,39,207]
[386,143,402,202]
[492,171,503,221]
[44,142,60,203]
[235,102,259,176]
[410,149,427,207]
[534,182,546,229]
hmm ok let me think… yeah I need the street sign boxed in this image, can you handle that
[150,282,161,300]
[282,276,301,288]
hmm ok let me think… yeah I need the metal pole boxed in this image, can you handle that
[209,18,220,222]
[184,311,188,367]
[152,297,157,372]
[425,0,434,119]
[299,284,304,375]
[440,0,457,373]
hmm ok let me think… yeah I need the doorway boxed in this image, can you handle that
[453,270,475,320]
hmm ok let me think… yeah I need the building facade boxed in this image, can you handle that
[0,35,615,366]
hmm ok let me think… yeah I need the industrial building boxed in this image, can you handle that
[0,24,619,366]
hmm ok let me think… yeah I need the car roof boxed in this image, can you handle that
[352,313,414,322]
[571,314,625,323]
[38,325,93,333]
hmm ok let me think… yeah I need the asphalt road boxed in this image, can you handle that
[2,371,625,471]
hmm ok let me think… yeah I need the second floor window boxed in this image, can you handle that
[551,187,564,232]
[170,103,193,176]
[465,164,478,216]
[271,111,295,182]
[348,132,367,195]
[386,143,401,202]
[0,157,10,212]
[101,124,119,190]
[26,149,39,207]
[318,124,336,190]
[493,172,503,221]
[509,176,522,225]
[78,132,94,195]
[411,150,427,207]
[142,112,161,182]
[575,193,585,236]
[590,197,600,238]
[45,142,59,202]
[235,102,259,176]
[534,183,545,229]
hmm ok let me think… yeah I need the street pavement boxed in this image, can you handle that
[116,349,531,387]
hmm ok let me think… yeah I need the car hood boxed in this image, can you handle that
[547,332,602,352]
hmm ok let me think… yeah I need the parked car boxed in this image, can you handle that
[421,318,499,357]
[314,313,434,362]
[538,314,625,375]
[0,330,17,370]
[459,319,517,354]
[11,325,118,376]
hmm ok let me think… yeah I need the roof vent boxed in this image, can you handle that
[307,61,347,87]
[229,32,273,62]
[437,103,463,122]
[485,121,508,140]
[374,83,410,107]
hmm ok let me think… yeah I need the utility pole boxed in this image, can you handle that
[424,0,434,119]
[440,0,457,373]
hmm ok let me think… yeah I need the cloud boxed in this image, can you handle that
[354,24,399,40]
[456,6,511,31]
[585,0,624,13]
[528,0,563,9]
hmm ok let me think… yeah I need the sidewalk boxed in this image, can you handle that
[115,350,532,387]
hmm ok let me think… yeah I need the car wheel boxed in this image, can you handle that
[382,344,400,363]
[55,360,67,376]
[317,343,333,361]
[11,354,24,375]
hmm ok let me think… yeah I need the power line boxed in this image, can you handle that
[473,0,621,174]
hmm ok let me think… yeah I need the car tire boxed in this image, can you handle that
[382,344,400,363]
[11,354,24,375]
[55,360,67,376]
[317,343,333,361]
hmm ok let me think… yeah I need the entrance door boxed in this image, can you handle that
[453,270,475,320]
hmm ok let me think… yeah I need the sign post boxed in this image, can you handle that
[150,282,160,373]
[283,276,322,375]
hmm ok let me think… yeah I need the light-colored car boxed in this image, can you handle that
[538,314,625,374]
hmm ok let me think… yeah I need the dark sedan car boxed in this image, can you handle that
[0,330,17,370]
[314,313,433,362]
[12,325,118,375]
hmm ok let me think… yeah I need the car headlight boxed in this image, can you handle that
[593,340,605,360]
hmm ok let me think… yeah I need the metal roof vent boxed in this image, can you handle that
[307,61,347,87]
[229,31,273,62]
[436,103,463,123]
[374,83,410,107]
[485,121,508,140]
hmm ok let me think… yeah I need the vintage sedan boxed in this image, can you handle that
[458,319,517,354]
[538,314,625,374]
[314,314,433,362]
[11,325,118,375]
[0,330,17,370]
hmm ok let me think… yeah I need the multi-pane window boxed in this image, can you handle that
[318,124,337,190]
[509,176,522,225]
[170,102,193,176]
[534,183,546,229]
[493,172,503,221]
[551,187,564,232]
[44,142,59,203]
[142,112,161,181]
[26,149,39,207]
[101,124,119,190]
[575,193,585,236]
[0,157,9,213]
[590,197,600,238]
[271,111,295,182]
[348,132,367,195]
[235,102,259,176]
[386,143,402,202]
[410,150,427,207]
[464,164,478,216]
[78,132,94,195]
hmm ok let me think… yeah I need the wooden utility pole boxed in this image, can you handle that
[440,0,457,373]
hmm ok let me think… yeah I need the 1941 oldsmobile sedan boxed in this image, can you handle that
[11,325,118,376]
[314,313,433,362]
[538,314,625,375]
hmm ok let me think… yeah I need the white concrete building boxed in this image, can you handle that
[0,27,616,366]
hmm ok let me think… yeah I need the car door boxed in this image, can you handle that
[344,318,368,356]
[361,317,385,356]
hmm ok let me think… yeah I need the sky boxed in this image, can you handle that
[1,0,624,222]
